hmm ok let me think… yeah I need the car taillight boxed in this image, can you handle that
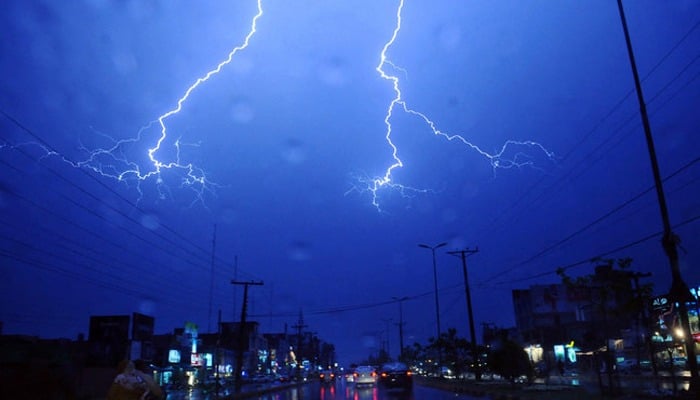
[320,373,325,379]
[353,372,358,378]
[381,372,387,378]
[371,371,377,377]
[331,373,335,378]
[406,371,412,376]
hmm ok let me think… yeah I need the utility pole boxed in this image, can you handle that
[292,310,307,381]
[381,318,393,359]
[233,256,238,321]
[208,224,217,333]
[392,296,408,361]
[448,247,481,381]
[231,279,264,393]
[215,309,222,399]
[616,0,698,392]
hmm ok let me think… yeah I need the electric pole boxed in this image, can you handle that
[392,296,408,361]
[208,224,217,333]
[448,247,481,381]
[381,318,393,359]
[616,0,698,392]
[292,310,307,381]
[231,279,263,393]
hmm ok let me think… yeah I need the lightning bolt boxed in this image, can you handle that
[3,1,264,206]
[362,0,555,210]
[120,0,263,203]
[146,0,263,183]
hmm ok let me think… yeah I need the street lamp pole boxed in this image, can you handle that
[419,242,448,366]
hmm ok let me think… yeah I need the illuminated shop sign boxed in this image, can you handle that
[168,349,181,363]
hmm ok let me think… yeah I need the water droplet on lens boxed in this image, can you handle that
[231,101,254,123]
[141,213,160,230]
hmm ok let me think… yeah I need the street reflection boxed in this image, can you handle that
[344,385,378,400]
[319,384,336,400]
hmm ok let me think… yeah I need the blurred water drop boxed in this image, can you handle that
[281,138,307,165]
[288,241,311,262]
[318,58,347,87]
[221,207,238,224]
[230,101,254,123]
[438,23,461,51]
[140,213,160,230]
[441,208,458,223]
[112,51,137,75]
[0,183,10,209]
[138,298,156,315]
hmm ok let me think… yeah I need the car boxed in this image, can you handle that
[353,365,378,386]
[378,362,413,390]
[616,358,641,374]
[344,369,355,383]
[319,369,336,384]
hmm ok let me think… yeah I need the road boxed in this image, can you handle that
[164,369,696,400]
[165,380,482,400]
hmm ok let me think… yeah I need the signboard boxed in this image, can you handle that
[651,295,671,313]
[168,349,181,363]
[191,353,203,366]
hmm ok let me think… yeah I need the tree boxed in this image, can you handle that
[439,328,471,378]
[488,338,532,384]
[557,257,653,395]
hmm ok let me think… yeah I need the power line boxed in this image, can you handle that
[480,154,700,284]
[485,211,700,288]
[480,19,700,239]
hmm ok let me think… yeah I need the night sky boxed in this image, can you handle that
[1,0,699,366]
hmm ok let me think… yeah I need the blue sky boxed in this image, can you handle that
[1,0,699,366]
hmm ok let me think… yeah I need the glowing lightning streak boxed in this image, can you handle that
[3,1,265,205]
[366,0,555,210]
[371,0,406,201]
[145,0,264,190]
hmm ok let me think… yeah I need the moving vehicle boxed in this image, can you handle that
[319,370,335,384]
[378,362,413,390]
[353,365,377,386]
[344,369,355,383]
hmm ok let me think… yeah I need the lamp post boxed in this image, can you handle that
[392,296,408,360]
[419,242,448,366]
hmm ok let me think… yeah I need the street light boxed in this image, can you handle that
[418,242,448,364]
[392,296,409,360]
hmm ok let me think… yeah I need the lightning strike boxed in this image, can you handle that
[364,0,554,210]
[128,0,263,203]
[3,1,264,205]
